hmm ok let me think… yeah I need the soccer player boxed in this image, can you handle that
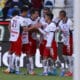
[52,11,66,76]
[39,8,57,75]
[58,10,73,76]
[38,13,57,76]
[39,7,50,59]
[22,9,40,75]
[3,7,28,74]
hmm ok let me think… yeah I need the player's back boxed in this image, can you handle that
[10,16,24,41]
[11,16,21,31]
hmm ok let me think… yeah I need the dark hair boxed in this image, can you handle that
[30,8,39,15]
[43,7,50,11]
[60,10,66,17]
[45,13,53,20]
[21,6,28,13]
[43,7,51,13]
[12,10,19,16]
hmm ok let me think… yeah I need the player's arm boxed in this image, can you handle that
[25,23,42,31]
[38,28,46,35]
[27,24,36,31]
[69,19,73,31]
[22,24,34,32]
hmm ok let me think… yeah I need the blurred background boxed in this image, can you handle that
[0,0,73,20]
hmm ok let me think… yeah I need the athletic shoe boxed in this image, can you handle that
[29,71,36,75]
[52,68,57,76]
[39,72,48,76]
[47,71,53,75]
[3,69,10,74]
[60,70,65,77]
[64,71,73,77]
[10,68,15,73]
[15,71,21,75]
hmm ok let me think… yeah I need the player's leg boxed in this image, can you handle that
[27,39,36,75]
[39,40,47,59]
[22,44,31,74]
[47,50,57,75]
[26,55,31,74]
[57,43,66,76]
[64,36,73,76]
[15,55,20,74]
[42,59,48,76]
[28,56,35,75]
[41,47,50,76]
[3,42,15,73]
[47,58,54,75]
[64,56,73,76]
[8,51,15,73]
[51,40,58,75]
[14,36,22,74]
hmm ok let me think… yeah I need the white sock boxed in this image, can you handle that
[8,54,13,70]
[48,66,52,72]
[15,56,20,72]
[29,57,34,73]
[44,66,48,73]
[48,58,53,72]
[43,60,48,73]
[11,54,15,70]
[61,63,65,72]
[26,56,31,73]
[68,56,73,73]
[27,63,31,73]
[53,65,57,70]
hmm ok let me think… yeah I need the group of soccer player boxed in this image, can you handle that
[3,6,73,77]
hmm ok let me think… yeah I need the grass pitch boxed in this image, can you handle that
[0,67,72,80]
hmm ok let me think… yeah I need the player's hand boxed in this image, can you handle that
[34,23,42,28]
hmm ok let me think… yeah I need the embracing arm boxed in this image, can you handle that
[38,28,46,35]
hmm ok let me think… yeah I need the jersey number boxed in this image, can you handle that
[12,20,17,27]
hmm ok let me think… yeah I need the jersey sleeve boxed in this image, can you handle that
[38,28,46,35]
[27,18,32,27]
[68,19,73,31]
[20,18,32,27]
[46,23,56,32]
[20,18,26,27]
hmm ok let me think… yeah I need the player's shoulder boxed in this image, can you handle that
[67,18,72,23]
[50,22,56,26]
[26,17,32,22]
[36,17,40,22]
[58,20,63,26]
[53,17,60,23]
[40,17,45,22]
[40,17,44,20]
[18,16,24,20]
[11,16,19,22]
[26,17,33,24]
[47,22,56,30]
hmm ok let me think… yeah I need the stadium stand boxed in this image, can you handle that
[0,0,73,21]
[0,0,32,20]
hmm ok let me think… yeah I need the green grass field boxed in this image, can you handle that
[0,67,72,80]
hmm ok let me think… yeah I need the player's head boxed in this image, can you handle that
[21,6,28,17]
[59,10,66,19]
[30,9,39,20]
[12,10,19,16]
[43,7,51,16]
[44,13,53,23]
